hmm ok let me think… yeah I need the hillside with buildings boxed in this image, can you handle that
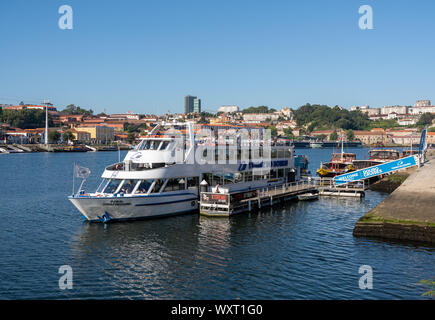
[1,97,435,147]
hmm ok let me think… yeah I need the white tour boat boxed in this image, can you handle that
[69,122,303,222]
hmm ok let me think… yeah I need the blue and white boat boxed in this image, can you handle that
[69,122,301,222]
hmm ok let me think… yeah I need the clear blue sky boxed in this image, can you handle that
[1,0,435,114]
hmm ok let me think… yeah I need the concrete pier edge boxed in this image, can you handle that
[354,152,435,244]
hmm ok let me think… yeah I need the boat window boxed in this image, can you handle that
[163,178,186,192]
[135,179,154,194]
[96,179,110,193]
[253,171,262,180]
[187,177,199,190]
[143,140,151,150]
[244,171,252,182]
[202,173,212,185]
[285,149,291,158]
[271,149,277,159]
[120,179,139,194]
[212,174,222,186]
[151,179,164,193]
[277,149,285,158]
[135,140,145,150]
[104,179,122,194]
[270,169,277,179]
[160,141,169,150]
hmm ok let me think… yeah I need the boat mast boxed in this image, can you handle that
[341,133,344,160]
[43,99,49,145]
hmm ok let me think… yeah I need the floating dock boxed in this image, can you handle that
[199,178,368,217]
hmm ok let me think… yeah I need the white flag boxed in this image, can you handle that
[75,165,90,178]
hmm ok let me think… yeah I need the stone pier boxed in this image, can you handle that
[354,153,435,244]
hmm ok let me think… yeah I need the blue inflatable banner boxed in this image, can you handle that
[333,155,418,185]
[418,127,427,155]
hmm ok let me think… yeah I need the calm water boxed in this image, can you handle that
[0,148,433,299]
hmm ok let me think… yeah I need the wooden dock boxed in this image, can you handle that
[199,178,368,217]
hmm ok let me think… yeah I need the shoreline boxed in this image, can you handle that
[354,151,435,244]
[0,144,131,153]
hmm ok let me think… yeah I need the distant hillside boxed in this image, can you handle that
[293,103,371,132]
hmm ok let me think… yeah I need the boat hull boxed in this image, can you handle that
[69,193,198,222]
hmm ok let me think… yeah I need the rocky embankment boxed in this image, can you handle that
[354,153,435,244]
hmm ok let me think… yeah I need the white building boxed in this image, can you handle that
[381,105,408,115]
[242,113,280,123]
[414,100,431,108]
[398,118,418,126]
[409,106,435,115]
[218,105,239,113]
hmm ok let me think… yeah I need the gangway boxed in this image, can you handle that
[333,155,419,186]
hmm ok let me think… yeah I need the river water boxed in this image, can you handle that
[0,148,433,299]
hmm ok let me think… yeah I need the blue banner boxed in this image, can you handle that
[333,155,417,185]
[418,127,427,155]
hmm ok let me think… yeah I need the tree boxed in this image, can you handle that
[346,129,355,141]
[330,130,338,141]
[242,106,275,114]
[268,126,278,138]
[317,134,327,141]
[197,114,209,124]
[283,127,294,140]
[60,104,93,115]
[62,131,75,143]
[0,109,52,129]
[417,113,434,127]
[292,103,371,131]
[127,132,136,144]
[48,130,60,143]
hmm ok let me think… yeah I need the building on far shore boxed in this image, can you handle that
[4,104,57,112]
[414,100,431,107]
[218,105,239,113]
[184,95,201,114]
[242,113,280,123]
[75,125,114,143]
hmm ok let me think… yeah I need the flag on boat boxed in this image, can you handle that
[74,165,91,178]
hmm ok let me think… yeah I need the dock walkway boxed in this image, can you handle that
[200,178,368,217]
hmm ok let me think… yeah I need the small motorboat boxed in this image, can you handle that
[297,193,319,201]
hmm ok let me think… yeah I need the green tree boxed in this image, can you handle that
[417,113,434,126]
[242,106,275,114]
[346,129,355,141]
[61,104,93,115]
[283,127,294,140]
[48,130,60,143]
[268,125,278,138]
[197,114,209,124]
[317,134,327,141]
[293,103,371,131]
[0,109,52,129]
[127,132,136,144]
[62,131,75,143]
[330,130,338,141]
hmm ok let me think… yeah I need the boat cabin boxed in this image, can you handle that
[369,149,400,162]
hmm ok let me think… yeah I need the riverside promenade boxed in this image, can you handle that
[354,152,435,244]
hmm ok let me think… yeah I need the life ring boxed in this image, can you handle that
[115,164,121,170]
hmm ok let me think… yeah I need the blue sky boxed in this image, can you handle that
[1,0,435,114]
